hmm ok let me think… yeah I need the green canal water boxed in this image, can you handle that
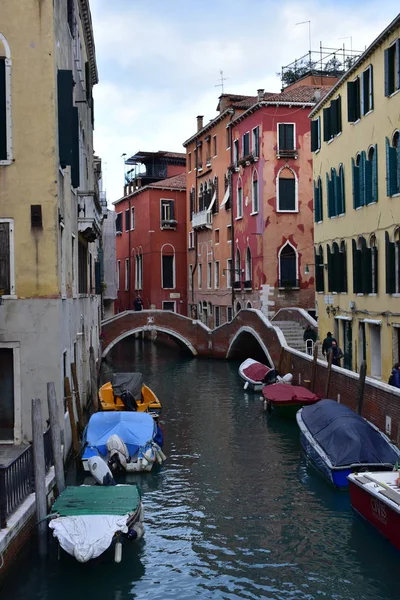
[2,338,400,600]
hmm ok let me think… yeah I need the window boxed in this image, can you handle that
[278,123,295,153]
[311,117,321,152]
[227,306,233,322]
[135,254,142,290]
[215,306,220,327]
[162,254,174,288]
[277,167,297,212]
[117,260,120,291]
[352,236,375,294]
[207,261,212,288]
[215,229,219,244]
[326,165,345,217]
[315,246,325,293]
[161,199,176,227]
[323,96,342,141]
[130,206,135,230]
[227,224,232,242]
[279,242,298,288]
[125,258,130,291]
[237,182,243,218]
[370,235,378,294]
[189,265,193,290]
[244,247,252,287]
[205,136,211,165]
[252,126,260,157]
[67,0,75,37]
[71,235,76,295]
[242,132,250,157]
[252,171,259,213]
[227,258,232,288]
[234,248,241,288]
[213,135,217,157]
[163,301,175,312]
[314,177,323,222]
[116,212,122,233]
[78,240,88,294]
[386,133,400,196]
[198,263,202,288]
[226,126,230,149]
[384,39,400,97]
[214,261,220,288]
[0,35,12,163]
[369,324,381,378]
[347,77,361,122]
[125,209,130,232]
[189,187,196,216]
[327,241,347,293]
[188,230,194,249]
[362,65,373,114]
[197,143,203,169]
[0,219,14,295]
[233,139,239,167]
[385,231,400,294]
[188,152,192,172]
[352,146,378,208]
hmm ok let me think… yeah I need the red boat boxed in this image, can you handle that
[348,471,400,550]
[262,384,320,419]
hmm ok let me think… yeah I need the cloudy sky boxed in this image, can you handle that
[90,0,399,204]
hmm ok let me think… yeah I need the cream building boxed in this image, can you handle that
[0,0,105,444]
[310,13,400,382]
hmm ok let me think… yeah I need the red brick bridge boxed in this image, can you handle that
[101,309,287,366]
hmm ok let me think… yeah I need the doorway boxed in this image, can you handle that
[342,320,352,370]
[369,324,381,378]
[358,322,366,371]
[0,348,14,441]
[162,301,176,312]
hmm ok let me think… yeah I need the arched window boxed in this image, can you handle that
[252,170,259,213]
[237,178,243,218]
[189,186,195,216]
[0,34,12,163]
[278,242,298,288]
[245,247,252,287]
[212,175,219,214]
[161,244,175,289]
[235,247,241,287]
[386,131,400,196]
[339,241,347,293]
[246,301,252,309]
[369,234,378,294]
[236,301,242,314]
[314,176,323,223]
[199,184,204,211]
[315,245,324,292]
[338,164,345,214]
[277,167,297,212]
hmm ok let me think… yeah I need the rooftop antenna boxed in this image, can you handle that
[339,36,353,53]
[296,20,312,55]
[215,70,228,94]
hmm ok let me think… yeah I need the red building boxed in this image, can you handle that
[114,151,187,313]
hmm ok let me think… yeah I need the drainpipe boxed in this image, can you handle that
[128,196,132,310]
[190,131,201,311]
[228,110,235,314]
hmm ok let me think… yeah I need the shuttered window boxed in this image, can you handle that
[326,167,345,217]
[0,58,6,161]
[327,242,347,293]
[278,124,295,151]
[78,240,88,294]
[352,239,362,293]
[384,40,400,97]
[315,246,325,293]
[314,177,323,223]
[311,118,320,152]
[386,135,400,197]
[242,132,250,157]
[57,70,80,187]
[362,65,373,114]
[347,78,361,122]
[115,213,122,233]
[162,255,174,289]
[385,231,396,294]
[0,221,12,295]
[323,97,342,141]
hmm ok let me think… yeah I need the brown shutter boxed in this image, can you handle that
[0,222,10,294]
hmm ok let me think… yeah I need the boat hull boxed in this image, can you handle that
[99,382,162,413]
[271,400,318,420]
[348,474,400,550]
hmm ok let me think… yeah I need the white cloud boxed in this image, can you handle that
[90,0,400,203]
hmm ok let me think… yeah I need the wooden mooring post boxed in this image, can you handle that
[65,377,80,457]
[278,346,285,374]
[310,343,319,393]
[70,362,84,432]
[31,398,47,555]
[47,382,65,495]
[356,360,367,415]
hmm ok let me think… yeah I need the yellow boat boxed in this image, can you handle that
[99,372,162,413]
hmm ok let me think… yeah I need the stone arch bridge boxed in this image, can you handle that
[101,309,288,366]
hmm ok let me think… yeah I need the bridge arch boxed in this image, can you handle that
[102,325,198,358]
[226,326,273,366]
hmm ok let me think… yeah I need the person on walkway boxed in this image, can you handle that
[133,294,143,311]
[303,325,317,355]
[327,340,344,366]
[388,363,400,388]
[322,331,336,357]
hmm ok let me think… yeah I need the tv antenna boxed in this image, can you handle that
[296,20,312,54]
[215,70,228,94]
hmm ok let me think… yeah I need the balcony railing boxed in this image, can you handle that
[161,219,177,230]
[277,148,297,158]
[278,278,300,289]
[233,280,242,289]
[196,161,203,171]
[205,156,212,167]
[243,280,252,289]
[192,210,212,229]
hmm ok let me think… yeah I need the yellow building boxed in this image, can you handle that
[0,1,105,444]
[310,13,400,382]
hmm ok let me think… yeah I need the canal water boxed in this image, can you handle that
[2,338,400,600]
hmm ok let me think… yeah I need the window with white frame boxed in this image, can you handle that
[242,132,250,157]
[237,182,243,218]
[277,167,297,212]
[0,219,15,295]
[188,230,194,249]
[124,258,130,291]
[117,260,120,291]
[227,224,232,242]
[252,126,260,157]
[198,263,202,288]
[189,264,193,290]
[116,212,122,233]
[235,248,241,284]
[215,229,220,244]
[226,258,232,288]
[362,65,373,115]
[233,139,239,167]
[214,261,220,288]
[227,306,233,322]
[384,39,400,97]
[188,152,192,172]
[0,34,12,164]
[207,261,212,288]
[278,123,295,152]
[245,247,252,285]
[215,305,220,327]
[131,206,135,230]
[162,252,175,288]
[135,254,142,289]
[125,209,130,232]
[213,135,217,157]
[161,199,175,226]
[252,171,259,213]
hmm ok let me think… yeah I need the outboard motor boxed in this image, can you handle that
[120,389,138,411]
[107,434,130,472]
[263,369,279,385]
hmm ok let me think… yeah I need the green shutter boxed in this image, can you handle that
[336,97,342,133]
[338,167,345,214]
[397,40,400,91]
[71,107,80,189]
[95,261,102,295]
[365,157,373,204]
[359,151,366,206]
[333,245,340,293]
[386,136,398,196]
[0,222,10,294]
[311,119,319,152]
[352,158,360,209]
[384,48,391,96]
[338,247,347,292]
[323,107,331,142]
[330,100,338,136]
[0,59,6,160]
[332,168,338,216]
[347,81,357,122]
[318,179,323,222]
[327,245,333,291]
[397,145,400,194]
[352,239,362,293]
[369,65,374,111]
[372,144,378,203]
[385,231,395,294]
[315,248,324,293]
[313,182,319,222]
[57,70,74,168]
[373,247,378,293]
[361,244,372,294]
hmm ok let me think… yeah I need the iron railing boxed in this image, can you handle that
[0,428,53,529]
[278,278,300,289]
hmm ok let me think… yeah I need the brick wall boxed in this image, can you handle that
[0,513,35,588]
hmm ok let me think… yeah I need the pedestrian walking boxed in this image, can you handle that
[322,331,336,357]
[388,363,400,388]
[133,294,143,311]
[327,340,344,366]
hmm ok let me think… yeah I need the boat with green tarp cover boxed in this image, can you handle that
[49,484,144,563]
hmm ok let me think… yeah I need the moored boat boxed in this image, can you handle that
[297,400,400,489]
[99,372,162,414]
[239,358,276,391]
[262,383,320,419]
[82,411,166,473]
[49,484,144,563]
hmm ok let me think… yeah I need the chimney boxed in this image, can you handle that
[197,115,204,131]
[314,89,321,102]
[257,89,264,101]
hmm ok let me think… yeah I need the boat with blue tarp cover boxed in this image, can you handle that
[296,399,400,489]
[82,411,166,473]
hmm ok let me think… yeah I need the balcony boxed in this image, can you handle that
[278,278,300,290]
[233,280,242,290]
[276,148,298,159]
[196,161,203,171]
[161,219,177,230]
[78,192,102,242]
[192,210,211,229]
[239,153,256,167]
[205,156,212,168]
[243,280,252,290]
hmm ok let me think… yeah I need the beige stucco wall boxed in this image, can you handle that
[312,22,400,382]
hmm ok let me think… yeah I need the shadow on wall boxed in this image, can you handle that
[226,330,271,365]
